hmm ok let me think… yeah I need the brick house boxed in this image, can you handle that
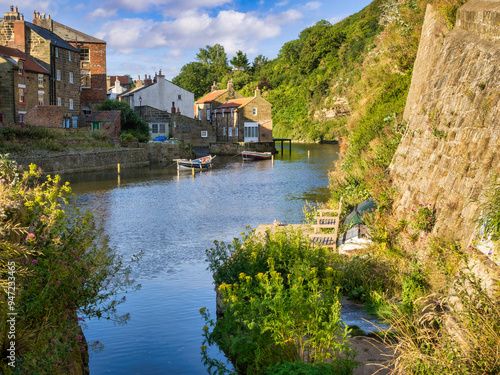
[85,110,121,137]
[40,16,107,114]
[0,6,81,127]
[107,75,133,91]
[0,44,49,124]
[197,81,273,142]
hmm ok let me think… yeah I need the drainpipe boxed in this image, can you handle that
[12,68,16,123]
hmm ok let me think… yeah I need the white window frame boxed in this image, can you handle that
[57,97,62,106]
[55,47,59,58]
[235,127,239,137]
[69,98,74,110]
[69,72,73,84]
[252,107,257,116]
[207,108,210,121]
[38,74,44,87]
[228,127,232,137]
[244,122,259,142]
[223,127,226,136]
[38,91,44,105]
[201,131,208,138]
[151,124,159,133]
[68,51,72,62]
[56,70,61,81]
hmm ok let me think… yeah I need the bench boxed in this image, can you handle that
[309,197,342,250]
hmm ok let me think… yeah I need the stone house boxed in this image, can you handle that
[136,105,170,140]
[107,76,128,99]
[119,71,194,118]
[0,6,81,127]
[0,44,49,124]
[85,110,121,137]
[196,81,273,142]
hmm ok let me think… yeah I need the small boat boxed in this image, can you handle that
[242,151,273,161]
[174,155,215,171]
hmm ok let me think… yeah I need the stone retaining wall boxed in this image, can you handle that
[209,141,276,156]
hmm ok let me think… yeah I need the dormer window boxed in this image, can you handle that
[18,61,24,76]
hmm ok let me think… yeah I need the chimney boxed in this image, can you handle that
[227,79,235,99]
[176,107,180,115]
[158,69,163,77]
[15,6,18,12]
[47,14,50,19]
[255,86,261,97]
[136,75,142,88]
[13,19,25,52]
[171,102,176,114]
[11,5,14,11]
[33,10,36,21]
[20,14,23,20]
[115,76,121,91]
[211,81,218,92]
[37,12,40,19]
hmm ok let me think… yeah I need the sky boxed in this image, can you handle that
[2,0,373,80]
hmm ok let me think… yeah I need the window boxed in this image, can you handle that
[69,72,73,84]
[201,131,208,138]
[159,124,166,133]
[223,127,226,136]
[235,127,238,137]
[80,48,90,62]
[69,98,74,110]
[56,70,61,81]
[198,109,201,121]
[178,94,182,100]
[38,93,44,105]
[68,51,71,62]
[38,74,44,87]
[0,113,3,123]
[92,122,100,131]
[252,107,258,116]
[228,127,232,137]
[231,108,234,117]
[81,70,91,88]
[151,124,158,133]
[72,117,78,128]
[207,108,210,121]
[57,97,62,106]
[19,113,25,124]
[18,88,25,104]
[55,47,59,58]
[18,61,24,76]
[82,107,91,116]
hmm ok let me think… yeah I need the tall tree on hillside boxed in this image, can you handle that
[196,44,230,82]
[230,50,249,71]
[172,62,212,99]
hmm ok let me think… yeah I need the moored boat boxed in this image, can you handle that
[242,151,273,161]
[174,155,215,170]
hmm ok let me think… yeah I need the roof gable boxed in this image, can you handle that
[52,21,105,44]
[0,45,49,74]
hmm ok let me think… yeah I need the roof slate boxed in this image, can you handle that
[86,110,121,122]
[26,22,79,52]
[52,20,105,44]
[0,45,49,74]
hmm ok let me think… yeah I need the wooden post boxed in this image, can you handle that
[272,154,274,165]
[308,150,310,158]
[192,167,195,177]
[281,140,284,155]
[117,163,121,174]
[289,139,291,156]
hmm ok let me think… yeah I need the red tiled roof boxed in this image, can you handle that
[109,75,132,85]
[0,45,49,74]
[195,89,227,104]
[219,98,253,109]
[86,110,121,122]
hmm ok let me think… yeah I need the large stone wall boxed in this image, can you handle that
[390,0,500,244]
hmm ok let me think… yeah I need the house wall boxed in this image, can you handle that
[214,111,238,142]
[52,45,81,119]
[76,42,107,108]
[170,114,216,147]
[137,105,171,140]
[25,105,64,127]
[129,76,195,118]
[0,57,15,123]
[236,96,273,142]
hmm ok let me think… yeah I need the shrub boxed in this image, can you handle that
[409,202,436,232]
[0,155,140,373]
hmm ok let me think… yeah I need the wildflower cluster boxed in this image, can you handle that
[409,202,436,232]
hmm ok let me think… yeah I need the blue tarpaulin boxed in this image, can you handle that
[155,136,167,142]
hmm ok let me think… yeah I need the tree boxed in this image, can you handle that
[196,44,230,82]
[96,100,150,141]
[230,50,249,71]
[172,62,213,100]
[252,54,269,71]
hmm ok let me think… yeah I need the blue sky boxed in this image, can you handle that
[3,0,373,80]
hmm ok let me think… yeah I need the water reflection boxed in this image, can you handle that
[65,143,339,374]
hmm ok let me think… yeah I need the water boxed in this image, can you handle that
[65,143,339,374]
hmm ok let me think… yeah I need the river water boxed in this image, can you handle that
[65,143,339,374]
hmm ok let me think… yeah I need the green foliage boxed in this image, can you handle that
[0,156,140,373]
[409,203,436,232]
[230,50,249,71]
[172,62,213,100]
[264,359,358,375]
[96,99,150,141]
[477,178,500,240]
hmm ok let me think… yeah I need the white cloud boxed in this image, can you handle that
[88,7,118,18]
[303,2,321,11]
[97,8,298,55]
[105,0,233,15]
[275,1,288,7]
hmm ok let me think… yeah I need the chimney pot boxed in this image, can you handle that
[11,6,14,12]
[15,6,18,12]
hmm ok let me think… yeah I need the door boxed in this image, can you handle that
[244,122,259,142]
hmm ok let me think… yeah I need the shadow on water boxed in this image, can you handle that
[63,143,339,374]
